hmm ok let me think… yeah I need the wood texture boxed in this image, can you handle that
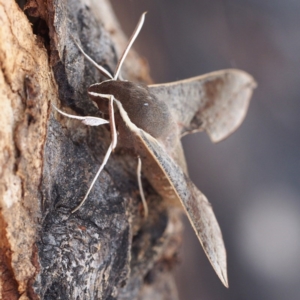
[0,0,182,299]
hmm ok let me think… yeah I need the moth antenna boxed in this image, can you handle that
[114,12,147,80]
[72,95,117,213]
[71,35,113,79]
[137,156,148,218]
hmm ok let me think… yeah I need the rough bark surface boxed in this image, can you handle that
[0,0,182,299]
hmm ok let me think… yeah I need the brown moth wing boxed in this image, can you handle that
[115,100,228,287]
[149,69,256,142]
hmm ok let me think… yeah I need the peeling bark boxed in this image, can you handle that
[0,0,182,299]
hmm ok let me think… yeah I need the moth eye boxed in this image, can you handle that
[144,103,149,106]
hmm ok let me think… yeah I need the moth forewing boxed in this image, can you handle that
[115,99,228,287]
[148,69,256,142]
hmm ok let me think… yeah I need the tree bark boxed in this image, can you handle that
[0,0,182,299]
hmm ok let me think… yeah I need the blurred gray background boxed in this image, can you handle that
[111,1,300,299]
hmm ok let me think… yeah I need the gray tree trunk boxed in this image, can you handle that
[0,0,182,299]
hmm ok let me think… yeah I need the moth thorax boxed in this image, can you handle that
[88,80,172,139]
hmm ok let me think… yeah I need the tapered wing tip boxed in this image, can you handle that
[219,269,229,288]
[208,250,228,288]
[223,68,257,87]
[211,258,228,287]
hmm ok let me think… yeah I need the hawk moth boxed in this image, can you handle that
[53,13,256,287]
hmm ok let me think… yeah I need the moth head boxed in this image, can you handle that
[88,80,173,139]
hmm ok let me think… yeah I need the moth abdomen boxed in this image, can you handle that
[88,80,173,139]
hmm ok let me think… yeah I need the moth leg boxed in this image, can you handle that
[71,36,113,80]
[51,104,109,126]
[108,95,117,150]
[71,95,117,213]
[71,141,113,213]
[86,92,118,149]
[114,12,146,80]
[137,156,148,218]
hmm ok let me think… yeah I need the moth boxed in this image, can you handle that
[53,13,256,287]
